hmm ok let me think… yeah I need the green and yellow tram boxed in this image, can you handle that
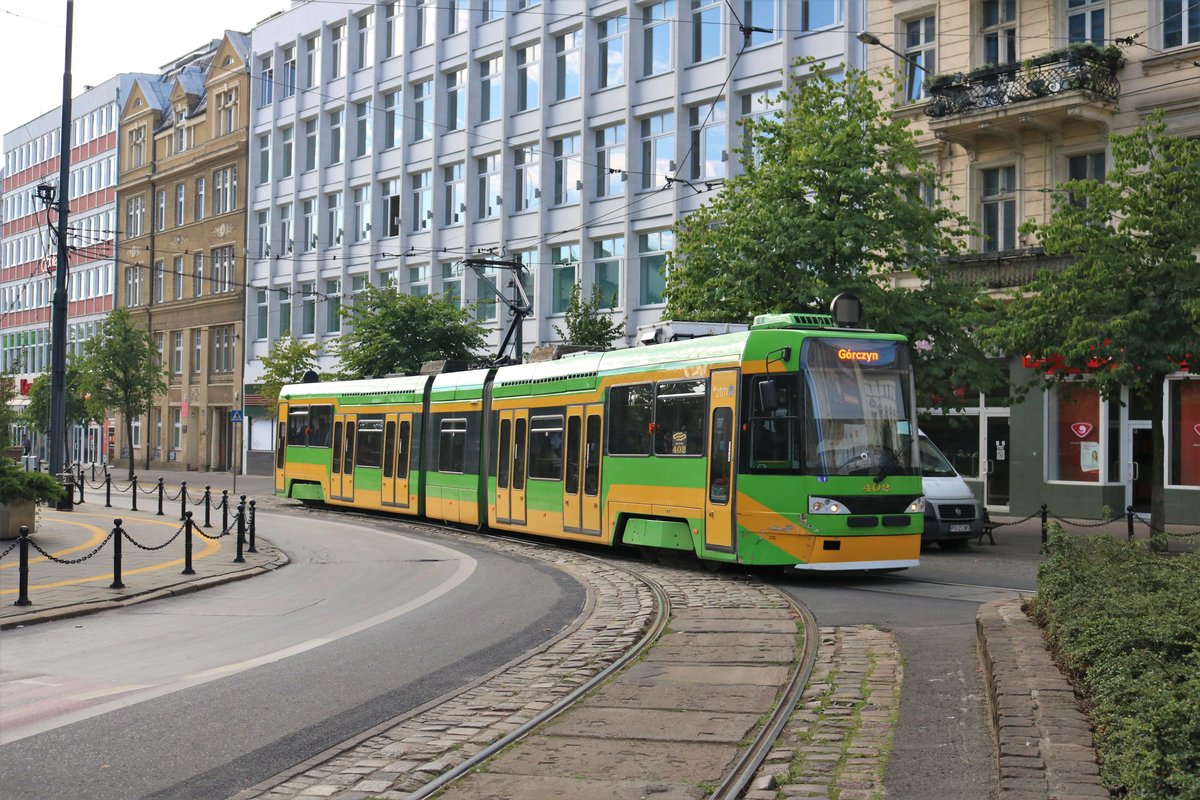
[275,312,926,571]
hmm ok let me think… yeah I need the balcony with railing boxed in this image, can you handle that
[923,44,1123,138]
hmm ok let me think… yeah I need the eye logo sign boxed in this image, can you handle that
[1194,424,1200,437]
[1071,422,1094,438]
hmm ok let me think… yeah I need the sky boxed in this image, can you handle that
[1,0,289,142]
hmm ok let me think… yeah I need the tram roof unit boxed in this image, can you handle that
[279,374,430,402]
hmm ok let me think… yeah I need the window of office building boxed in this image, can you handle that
[444,163,465,226]
[256,290,269,340]
[326,279,342,332]
[156,190,166,232]
[480,56,502,122]
[172,331,183,374]
[556,30,581,100]
[355,101,371,158]
[517,43,540,112]
[175,183,185,226]
[639,230,673,306]
[593,237,623,309]
[305,35,320,88]
[278,293,292,337]
[304,118,318,171]
[415,0,436,47]
[689,100,725,180]
[300,282,316,336]
[153,261,164,303]
[258,134,271,184]
[643,2,674,76]
[330,23,345,79]
[326,191,344,245]
[551,244,579,314]
[352,186,371,242]
[441,262,461,306]
[279,202,294,253]
[478,154,501,219]
[301,198,316,250]
[211,326,235,373]
[193,330,202,373]
[282,45,296,97]
[260,55,274,106]
[597,16,625,89]
[411,170,432,231]
[596,124,627,198]
[281,126,296,178]
[446,69,466,131]
[192,254,204,297]
[355,11,373,70]
[554,135,581,205]
[475,266,498,322]
[213,166,238,214]
[691,0,722,62]
[409,265,430,297]
[173,256,184,300]
[384,3,401,57]
[744,0,782,44]
[383,90,401,149]
[412,80,431,141]
[515,147,539,211]
[328,107,344,165]
[641,112,675,190]
[211,246,234,293]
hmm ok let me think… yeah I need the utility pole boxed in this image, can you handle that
[49,0,75,495]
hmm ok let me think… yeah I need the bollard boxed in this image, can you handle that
[222,490,229,534]
[1127,506,1135,542]
[110,519,125,589]
[180,481,188,521]
[157,477,165,516]
[91,462,97,482]
[182,512,195,575]
[14,526,32,607]
[235,499,246,563]
[1040,504,1048,546]
[248,500,257,553]
[105,470,112,508]
[131,476,139,512]
[77,471,85,504]
[204,486,212,528]
[56,473,75,511]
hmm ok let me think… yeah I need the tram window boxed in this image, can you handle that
[744,374,805,473]
[654,380,706,456]
[383,421,396,478]
[439,418,467,473]
[276,422,286,469]
[513,418,527,489]
[287,409,310,446]
[332,421,343,473]
[497,419,512,489]
[709,408,733,504]
[608,384,653,455]
[309,405,333,447]
[529,416,565,480]
[352,416,382,468]
[397,420,410,478]
[343,421,356,470]
[565,416,582,494]
[584,415,601,496]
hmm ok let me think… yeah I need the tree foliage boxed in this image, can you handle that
[76,308,166,479]
[258,336,322,416]
[24,358,103,436]
[986,111,1200,534]
[663,62,1000,408]
[553,282,626,349]
[335,287,487,378]
[0,363,20,452]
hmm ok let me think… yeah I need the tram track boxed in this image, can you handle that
[239,502,824,800]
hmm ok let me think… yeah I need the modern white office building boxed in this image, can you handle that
[244,0,868,393]
[1,74,148,465]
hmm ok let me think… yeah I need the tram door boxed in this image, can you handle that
[393,415,412,507]
[275,402,288,494]
[382,415,398,506]
[704,369,739,552]
[581,404,604,535]
[332,413,356,501]
[495,410,528,525]
[563,408,584,531]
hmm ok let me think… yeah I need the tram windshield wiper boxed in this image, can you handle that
[874,448,901,484]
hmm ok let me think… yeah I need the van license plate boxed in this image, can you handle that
[949,523,971,533]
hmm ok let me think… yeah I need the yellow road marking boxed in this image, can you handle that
[0,520,107,570]
[0,514,223,595]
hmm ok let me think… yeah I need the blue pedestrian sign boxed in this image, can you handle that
[229,409,244,424]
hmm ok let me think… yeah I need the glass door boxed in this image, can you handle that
[984,415,1010,508]
[1126,422,1153,517]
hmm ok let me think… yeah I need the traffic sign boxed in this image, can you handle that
[230,409,244,423]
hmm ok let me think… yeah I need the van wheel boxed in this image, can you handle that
[938,539,969,550]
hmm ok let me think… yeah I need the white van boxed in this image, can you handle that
[919,431,987,549]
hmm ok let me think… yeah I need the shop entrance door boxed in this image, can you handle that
[984,415,1010,509]
[1125,422,1153,517]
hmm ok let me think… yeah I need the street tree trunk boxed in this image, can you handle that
[1149,375,1167,552]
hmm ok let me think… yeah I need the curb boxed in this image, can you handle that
[0,549,289,631]
[977,598,1110,800]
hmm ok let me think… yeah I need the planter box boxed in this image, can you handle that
[0,499,36,539]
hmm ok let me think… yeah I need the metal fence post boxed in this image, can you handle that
[248,500,257,553]
[110,519,125,589]
[204,485,212,528]
[180,481,188,521]
[222,490,229,533]
[1040,504,1048,546]
[235,499,246,563]
[14,526,32,607]
[105,470,112,508]
[156,477,165,516]
[182,512,195,575]
[1127,506,1135,542]
[77,471,85,504]
[131,476,138,512]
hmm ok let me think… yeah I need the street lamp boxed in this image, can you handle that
[855,31,925,72]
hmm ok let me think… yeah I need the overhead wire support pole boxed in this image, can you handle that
[49,0,76,500]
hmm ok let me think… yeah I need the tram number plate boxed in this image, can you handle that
[949,523,971,533]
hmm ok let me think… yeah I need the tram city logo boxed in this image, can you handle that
[1071,422,1094,438]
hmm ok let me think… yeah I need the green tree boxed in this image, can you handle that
[0,362,20,453]
[553,282,626,349]
[664,62,1001,408]
[76,308,166,479]
[987,111,1200,538]
[24,359,103,464]
[258,336,323,416]
[336,286,487,378]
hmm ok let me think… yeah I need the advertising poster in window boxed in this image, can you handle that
[1170,380,1200,486]
[1056,388,1100,482]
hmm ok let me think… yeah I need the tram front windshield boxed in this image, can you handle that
[744,338,918,477]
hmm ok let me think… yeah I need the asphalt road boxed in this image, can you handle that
[0,512,584,800]
[773,529,1043,800]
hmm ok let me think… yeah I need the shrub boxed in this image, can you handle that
[1030,527,1200,799]
[0,457,66,504]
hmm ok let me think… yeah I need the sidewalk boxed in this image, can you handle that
[0,492,286,630]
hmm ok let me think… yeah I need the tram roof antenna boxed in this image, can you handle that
[462,256,533,365]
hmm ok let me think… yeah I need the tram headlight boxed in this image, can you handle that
[809,496,849,514]
[907,496,926,513]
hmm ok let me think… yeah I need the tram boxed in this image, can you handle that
[275,312,925,571]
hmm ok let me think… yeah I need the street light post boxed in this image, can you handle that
[49,0,76,504]
[856,31,925,72]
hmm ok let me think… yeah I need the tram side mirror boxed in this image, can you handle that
[758,379,779,413]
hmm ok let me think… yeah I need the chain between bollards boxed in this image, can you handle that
[182,512,195,575]
[248,500,257,553]
[110,519,125,589]
[235,497,246,563]
[13,526,32,607]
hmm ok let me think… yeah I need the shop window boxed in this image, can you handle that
[1047,385,1104,482]
[1169,379,1200,486]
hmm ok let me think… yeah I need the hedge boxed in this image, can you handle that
[1029,527,1200,799]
